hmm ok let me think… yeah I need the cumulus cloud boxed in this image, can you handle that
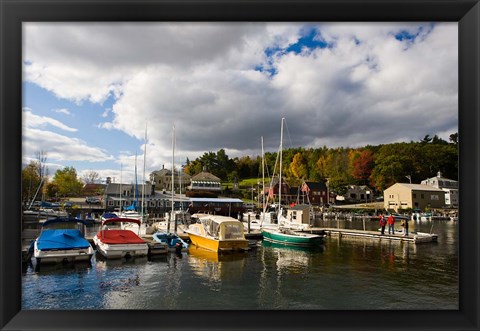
[53,108,71,115]
[23,108,77,132]
[23,22,458,170]
[22,127,114,162]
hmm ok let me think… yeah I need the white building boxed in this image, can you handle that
[421,171,458,208]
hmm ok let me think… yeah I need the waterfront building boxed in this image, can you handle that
[421,171,458,208]
[188,197,244,217]
[187,171,222,197]
[103,182,153,210]
[383,183,446,212]
[300,181,328,206]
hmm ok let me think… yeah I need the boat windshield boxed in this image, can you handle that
[221,223,244,240]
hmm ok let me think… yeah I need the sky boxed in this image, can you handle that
[22,22,458,184]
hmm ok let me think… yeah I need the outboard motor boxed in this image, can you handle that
[175,242,183,255]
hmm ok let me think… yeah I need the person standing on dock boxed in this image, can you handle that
[379,215,387,235]
[387,215,395,234]
[401,219,409,236]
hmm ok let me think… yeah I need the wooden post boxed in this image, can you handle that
[363,218,366,231]
[248,214,251,234]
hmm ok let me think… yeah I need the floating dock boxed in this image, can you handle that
[300,227,438,244]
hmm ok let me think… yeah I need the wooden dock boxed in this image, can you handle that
[300,227,438,244]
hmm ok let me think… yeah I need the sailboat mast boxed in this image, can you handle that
[261,136,265,210]
[279,117,284,210]
[135,152,138,206]
[141,123,147,223]
[169,124,175,233]
[120,163,122,212]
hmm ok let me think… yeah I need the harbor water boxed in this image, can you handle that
[22,219,458,310]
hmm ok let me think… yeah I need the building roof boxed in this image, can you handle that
[387,183,445,192]
[302,181,327,191]
[151,169,171,176]
[191,171,221,182]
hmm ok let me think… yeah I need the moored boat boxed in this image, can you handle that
[186,214,249,252]
[152,231,189,252]
[93,217,149,259]
[262,227,325,247]
[33,217,94,265]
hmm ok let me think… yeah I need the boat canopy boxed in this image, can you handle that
[197,216,245,240]
[101,217,141,226]
[101,212,119,219]
[96,229,146,244]
[37,229,91,250]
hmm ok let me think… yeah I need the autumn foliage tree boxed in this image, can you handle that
[51,166,83,197]
[350,149,375,185]
[289,152,308,180]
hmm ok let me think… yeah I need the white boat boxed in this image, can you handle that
[33,217,94,264]
[23,208,68,222]
[93,218,149,259]
[119,208,148,221]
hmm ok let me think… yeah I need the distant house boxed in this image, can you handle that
[383,183,446,212]
[300,181,328,206]
[421,171,458,208]
[150,166,191,192]
[187,171,222,197]
[266,177,293,205]
[344,185,373,204]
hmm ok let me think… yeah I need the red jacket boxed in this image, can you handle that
[379,216,387,226]
[387,215,395,224]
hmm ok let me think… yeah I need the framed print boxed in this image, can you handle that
[1,0,479,330]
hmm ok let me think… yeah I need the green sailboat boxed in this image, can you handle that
[261,118,324,247]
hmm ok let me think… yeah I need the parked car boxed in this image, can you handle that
[85,197,101,204]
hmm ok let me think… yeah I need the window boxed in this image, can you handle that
[421,194,424,199]
[431,195,439,200]
[413,193,417,198]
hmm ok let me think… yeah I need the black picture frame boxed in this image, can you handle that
[1,0,478,330]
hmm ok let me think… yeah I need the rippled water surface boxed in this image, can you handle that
[22,219,458,310]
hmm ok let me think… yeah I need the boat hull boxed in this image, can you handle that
[147,242,169,255]
[93,236,149,259]
[34,245,94,264]
[186,232,249,252]
[262,229,324,246]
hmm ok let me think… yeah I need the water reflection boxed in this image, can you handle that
[22,220,458,310]
[187,246,247,283]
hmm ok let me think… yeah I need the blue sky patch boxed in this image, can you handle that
[256,27,331,76]
[285,27,330,54]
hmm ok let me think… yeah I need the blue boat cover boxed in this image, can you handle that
[36,229,91,250]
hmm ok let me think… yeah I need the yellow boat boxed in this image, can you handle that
[186,214,249,252]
